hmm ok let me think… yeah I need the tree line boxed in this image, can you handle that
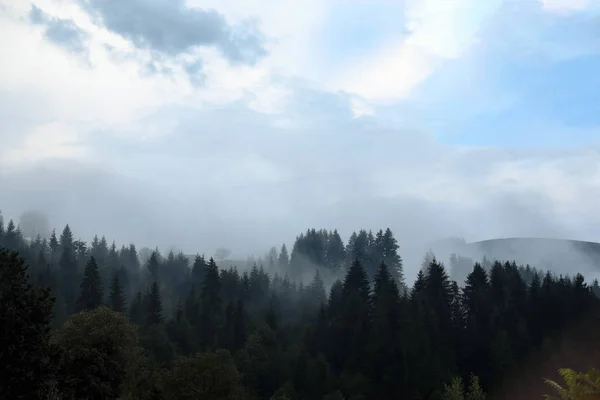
[0,211,599,399]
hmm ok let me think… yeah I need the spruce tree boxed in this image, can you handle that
[278,244,289,270]
[466,375,486,400]
[77,256,103,312]
[338,259,371,372]
[0,249,56,399]
[462,263,492,388]
[191,254,206,287]
[200,258,221,347]
[146,281,163,325]
[146,252,160,282]
[129,291,144,325]
[109,271,126,313]
[0,210,4,247]
[308,269,326,308]
[369,262,403,397]
[325,230,346,272]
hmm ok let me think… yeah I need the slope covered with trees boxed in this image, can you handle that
[1,210,599,400]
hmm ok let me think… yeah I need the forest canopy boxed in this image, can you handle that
[0,211,599,400]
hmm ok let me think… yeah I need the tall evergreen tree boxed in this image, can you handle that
[146,281,163,326]
[109,270,126,313]
[424,259,457,392]
[129,291,144,325]
[0,249,56,399]
[200,258,222,348]
[382,228,405,290]
[59,226,78,314]
[325,230,346,272]
[146,252,160,283]
[369,262,404,397]
[0,210,4,247]
[337,260,371,373]
[278,244,290,271]
[76,256,104,312]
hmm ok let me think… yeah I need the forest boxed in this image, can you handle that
[1,210,599,400]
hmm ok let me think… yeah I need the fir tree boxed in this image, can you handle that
[109,271,126,313]
[200,258,221,347]
[0,249,56,399]
[76,256,104,312]
[146,252,160,282]
[129,291,144,325]
[146,281,163,325]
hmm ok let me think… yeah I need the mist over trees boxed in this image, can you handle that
[18,209,51,240]
[1,210,599,399]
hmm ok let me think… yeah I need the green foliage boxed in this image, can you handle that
[270,381,300,400]
[442,376,465,400]
[56,306,138,400]
[544,368,600,400]
[466,375,486,400]
[161,349,244,400]
[442,375,486,400]
[120,350,163,400]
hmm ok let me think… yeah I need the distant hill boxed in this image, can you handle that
[428,237,600,284]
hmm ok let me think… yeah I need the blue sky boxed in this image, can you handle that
[0,0,599,272]
[412,1,600,147]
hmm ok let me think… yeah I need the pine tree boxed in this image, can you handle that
[466,375,486,400]
[0,249,56,399]
[0,210,4,247]
[462,263,493,388]
[338,259,371,372]
[201,258,221,312]
[424,259,457,388]
[369,262,404,396]
[109,271,126,313]
[76,256,103,312]
[308,269,326,308]
[146,281,163,325]
[146,252,160,282]
[200,258,221,347]
[382,228,405,290]
[59,224,74,251]
[343,259,370,302]
[59,226,78,314]
[278,244,290,270]
[129,291,144,325]
[442,376,464,400]
[191,254,206,287]
[325,230,346,272]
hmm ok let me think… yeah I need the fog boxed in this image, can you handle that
[1,0,600,285]
[2,156,600,284]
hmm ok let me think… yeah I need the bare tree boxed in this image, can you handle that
[214,247,231,261]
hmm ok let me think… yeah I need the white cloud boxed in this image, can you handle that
[330,0,504,102]
[541,0,591,14]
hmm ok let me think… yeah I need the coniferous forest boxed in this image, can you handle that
[1,211,600,400]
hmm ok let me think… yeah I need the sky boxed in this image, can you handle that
[0,0,599,275]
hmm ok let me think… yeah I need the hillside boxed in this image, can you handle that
[430,237,600,283]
